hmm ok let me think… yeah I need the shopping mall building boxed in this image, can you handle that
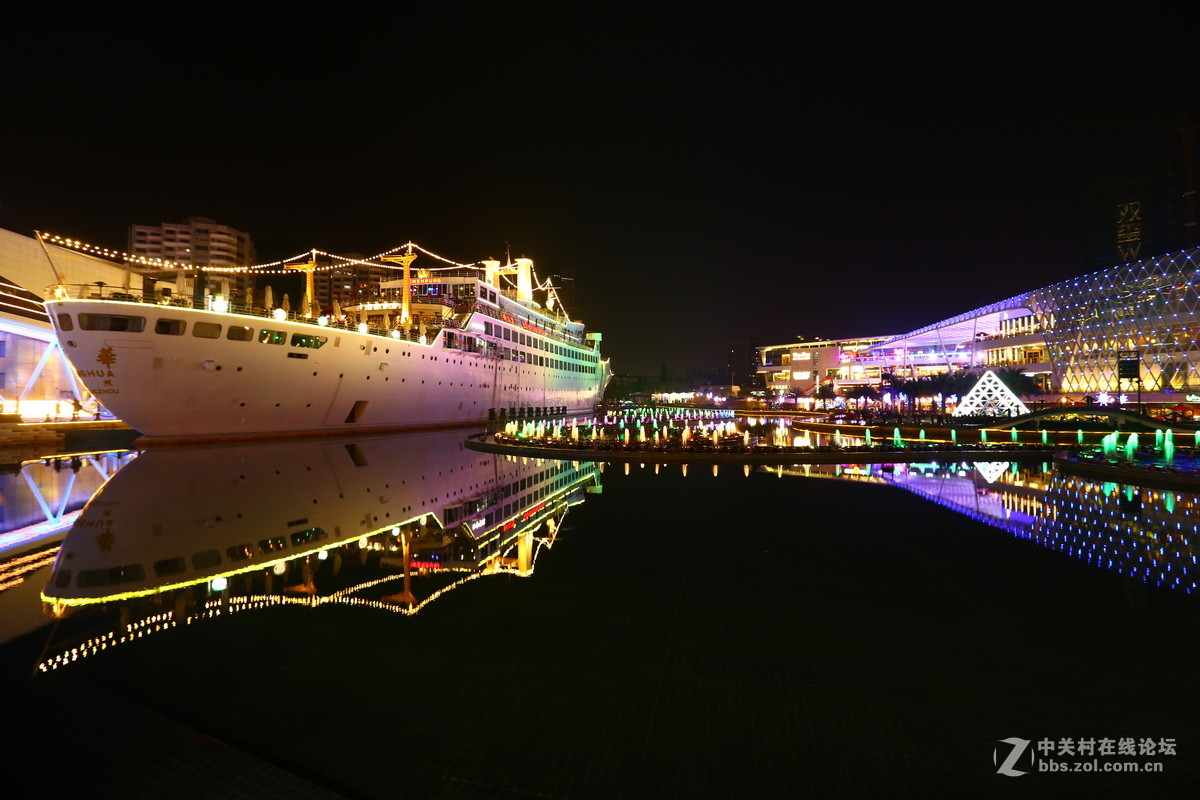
[759,246,1200,409]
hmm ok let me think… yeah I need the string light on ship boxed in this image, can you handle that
[40,231,582,328]
[39,232,498,276]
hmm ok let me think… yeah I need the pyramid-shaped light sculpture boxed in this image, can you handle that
[952,370,1030,417]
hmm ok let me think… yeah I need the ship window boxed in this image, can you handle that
[56,313,73,331]
[191,550,221,569]
[290,527,328,546]
[77,563,147,587]
[77,313,146,332]
[258,536,287,553]
[193,321,221,339]
[226,545,253,562]
[153,557,187,576]
[227,325,254,341]
[259,329,286,345]
[290,333,327,349]
[155,318,187,336]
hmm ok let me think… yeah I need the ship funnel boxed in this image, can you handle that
[483,259,500,288]
[515,258,534,302]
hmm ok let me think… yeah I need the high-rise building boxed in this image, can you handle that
[312,259,392,309]
[546,267,577,317]
[128,217,257,303]
[1082,120,1200,271]
[725,338,763,389]
[128,216,256,268]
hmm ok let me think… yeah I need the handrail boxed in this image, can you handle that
[47,282,592,351]
[47,283,450,345]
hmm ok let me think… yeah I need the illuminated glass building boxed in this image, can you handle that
[758,336,892,402]
[760,246,1200,405]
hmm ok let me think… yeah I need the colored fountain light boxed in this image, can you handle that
[1125,432,1139,463]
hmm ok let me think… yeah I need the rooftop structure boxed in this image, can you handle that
[759,246,1200,407]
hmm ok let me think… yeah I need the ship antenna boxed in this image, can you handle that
[35,231,69,294]
[34,231,66,287]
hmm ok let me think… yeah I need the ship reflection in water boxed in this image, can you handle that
[766,459,1197,594]
[38,430,602,671]
[31,444,1199,673]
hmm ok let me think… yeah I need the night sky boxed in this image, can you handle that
[6,12,1199,376]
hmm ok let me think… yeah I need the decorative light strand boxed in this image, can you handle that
[39,232,538,278]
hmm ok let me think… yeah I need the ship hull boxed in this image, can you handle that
[47,300,607,440]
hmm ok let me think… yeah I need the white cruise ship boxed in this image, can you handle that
[44,245,610,441]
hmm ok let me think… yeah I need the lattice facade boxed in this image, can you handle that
[1030,248,1200,393]
[953,370,1030,417]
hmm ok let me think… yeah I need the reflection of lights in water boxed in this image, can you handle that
[37,437,599,673]
[974,462,1010,483]
[738,460,1198,594]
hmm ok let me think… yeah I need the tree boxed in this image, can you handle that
[882,372,915,410]
[845,384,879,407]
[991,366,1038,398]
[944,370,979,403]
[815,383,839,409]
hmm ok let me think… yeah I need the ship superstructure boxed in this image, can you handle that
[43,240,610,441]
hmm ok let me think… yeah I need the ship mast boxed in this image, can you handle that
[381,244,418,324]
[301,250,318,317]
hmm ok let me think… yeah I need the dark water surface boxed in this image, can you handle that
[2,432,1198,798]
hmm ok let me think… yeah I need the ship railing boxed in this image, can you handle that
[468,301,585,347]
[45,282,466,345]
